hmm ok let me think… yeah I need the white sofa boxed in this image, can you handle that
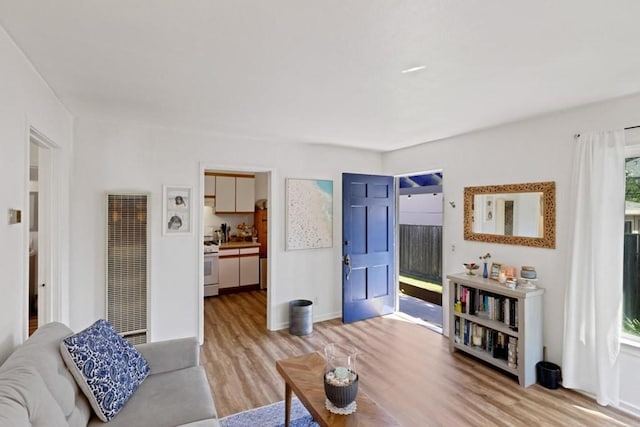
[0,322,220,427]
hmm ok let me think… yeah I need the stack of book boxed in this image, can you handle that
[455,286,518,330]
[453,317,518,367]
[508,337,518,369]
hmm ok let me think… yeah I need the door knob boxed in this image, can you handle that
[344,254,352,281]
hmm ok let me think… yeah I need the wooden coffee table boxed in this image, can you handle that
[276,352,400,427]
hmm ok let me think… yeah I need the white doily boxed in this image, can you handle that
[325,399,357,415]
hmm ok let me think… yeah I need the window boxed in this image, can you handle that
[623,155,640,339]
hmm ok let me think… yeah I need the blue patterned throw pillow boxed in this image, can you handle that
[60,319,150,422]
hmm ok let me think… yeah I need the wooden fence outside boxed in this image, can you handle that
[399,224,442,284]
[623,234,640,324]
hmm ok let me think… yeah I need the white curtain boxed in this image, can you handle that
[562,130,625,406]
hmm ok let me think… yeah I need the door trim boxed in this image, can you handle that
[24,125,61,338]
[393,168,446,333]
[197,163,276,343]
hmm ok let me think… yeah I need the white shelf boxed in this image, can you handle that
[453,312,518,337]
[447,273,544,298]
[452,343,518,376]
[448,273,544,387]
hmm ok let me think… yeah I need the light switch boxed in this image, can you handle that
[8,209,22,224]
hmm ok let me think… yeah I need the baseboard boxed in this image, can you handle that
[272,311,342,332]
[314,311,342,323]
[571,388,640,419]
[619,400,640,418]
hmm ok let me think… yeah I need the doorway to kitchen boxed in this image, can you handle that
[396,171,444,333]
[26,130,55,336]
[198,164,272,342]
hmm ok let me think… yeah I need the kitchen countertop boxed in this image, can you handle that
[220,242,261,249]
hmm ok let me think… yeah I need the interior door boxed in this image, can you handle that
[342,173,395,323]
[36,143,50,326]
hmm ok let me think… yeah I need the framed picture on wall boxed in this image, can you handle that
[285,178,333,250]
[163,185,192,235]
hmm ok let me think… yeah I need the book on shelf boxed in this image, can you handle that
[457,285,479,315]
[486,329,494,354]
[504,298,510,326]
[492,331,508,360]
[471,323,485,347]
[508,336,518,368]
[455,317,518,363]
[471,289,519,330]
[464,318,470,345]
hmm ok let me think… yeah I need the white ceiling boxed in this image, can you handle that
[2,1,640,152]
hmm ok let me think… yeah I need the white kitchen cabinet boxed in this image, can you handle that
[214,175,255,213]
[239,247,259,286]
[215,176,236,213]
[218,249,240,288]
[219,247,259,288]
[204,175,216,207]
[235,177,256,212]
[204,175,216,196]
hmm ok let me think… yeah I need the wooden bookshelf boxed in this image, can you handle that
[447,273,544,387]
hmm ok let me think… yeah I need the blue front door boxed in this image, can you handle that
[342,173,395,323]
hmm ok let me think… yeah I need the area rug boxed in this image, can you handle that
[219,398,319,427]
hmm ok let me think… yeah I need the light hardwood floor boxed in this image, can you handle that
[28,315,38,336]
[201,290,640,426]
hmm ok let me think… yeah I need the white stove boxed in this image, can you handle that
[204,240,219,296]
[204,241,219,253]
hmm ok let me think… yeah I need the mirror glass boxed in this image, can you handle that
[464,182,555,248]
[472,192,543,237]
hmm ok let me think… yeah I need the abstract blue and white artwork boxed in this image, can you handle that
[286,178,333,250]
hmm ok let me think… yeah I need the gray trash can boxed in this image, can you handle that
[289,299,313,336]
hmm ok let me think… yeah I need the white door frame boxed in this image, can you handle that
[197,163,275,343]
[392,168,445,324]
[25,126,60,337]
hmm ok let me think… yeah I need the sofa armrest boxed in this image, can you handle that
[135,337,200,375]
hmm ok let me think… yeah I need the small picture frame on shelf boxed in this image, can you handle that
[489,262,502,280]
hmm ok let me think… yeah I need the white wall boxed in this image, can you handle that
[382,92,640,415]
[0,26,73,363]
[70,117,382,340]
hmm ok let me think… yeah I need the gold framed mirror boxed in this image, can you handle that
[463,181,556,248]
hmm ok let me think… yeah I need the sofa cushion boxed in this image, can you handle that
[0,322,92,427]
[88,366,217,427]
[60,319,150,422]
[136,337,200,375]
[0,365,68,427]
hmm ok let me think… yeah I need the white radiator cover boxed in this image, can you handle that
[106,193,149,344]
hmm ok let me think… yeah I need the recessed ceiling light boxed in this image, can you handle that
[401,65,427,74]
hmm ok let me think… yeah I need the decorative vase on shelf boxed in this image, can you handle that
[483,262,488,279]
[324,343,358,409]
